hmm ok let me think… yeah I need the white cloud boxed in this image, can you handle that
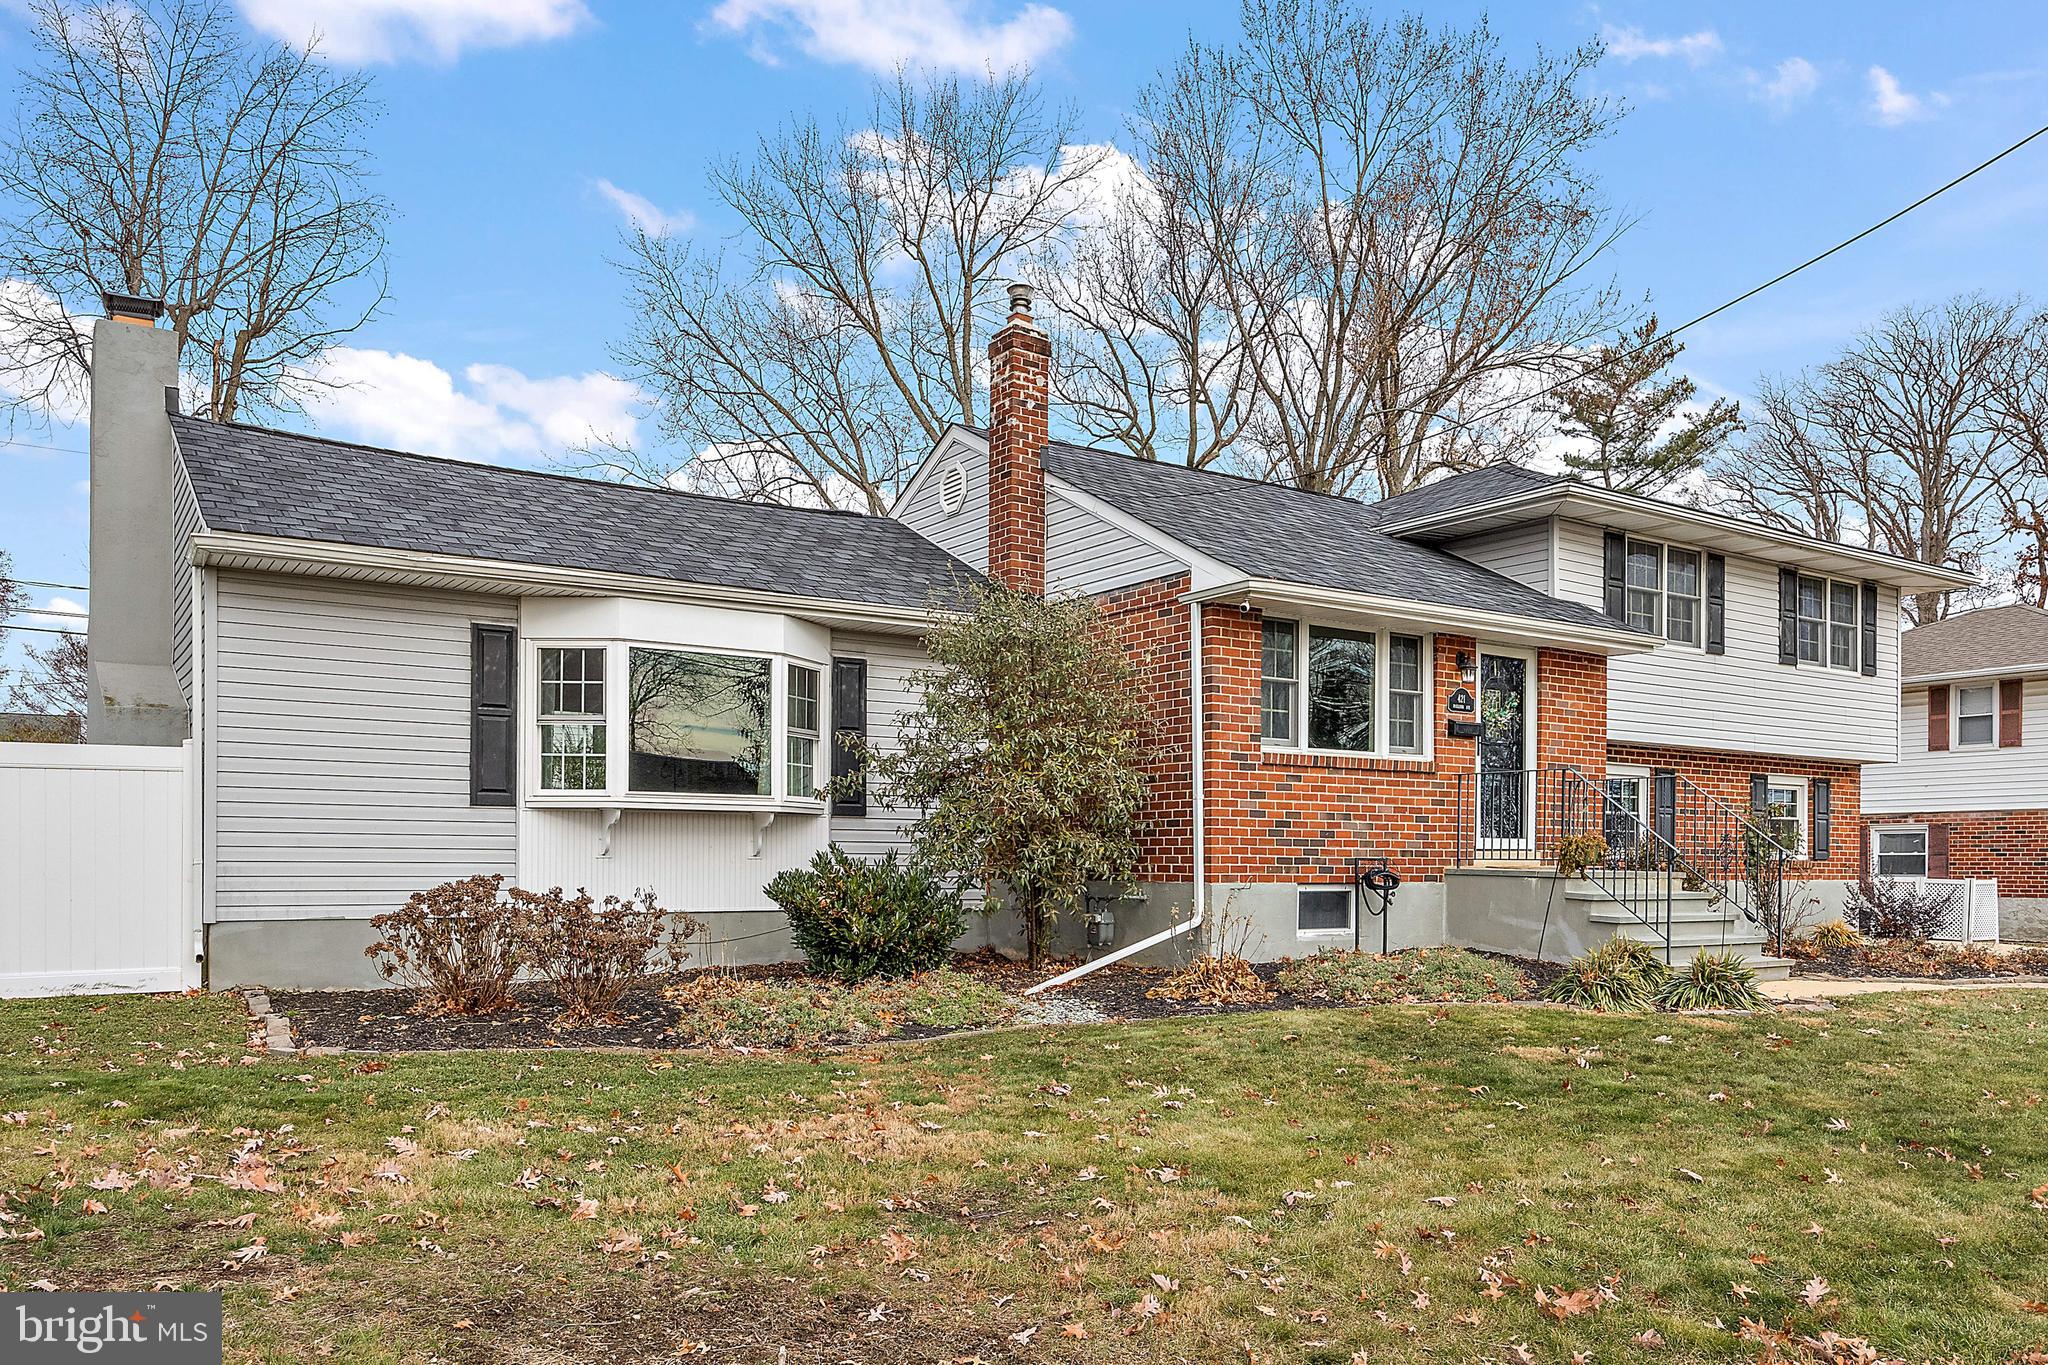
[593,179,695,236]
[1755,56,1820,110]
[1602,24,1723,66]
[25,595,86,629]
[707,0,1074,74]
[288,346,642,460]
[236,0,591,64]
[1867,65,1944,125]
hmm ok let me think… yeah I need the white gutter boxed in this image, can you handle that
[1190,577,1658,657]
[1027,599,1208,995]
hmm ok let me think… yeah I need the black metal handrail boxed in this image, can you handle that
[1453,765,1678,954]
[1662,773,1792,945]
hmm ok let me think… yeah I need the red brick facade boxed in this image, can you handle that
[1096,589,1617,886]
[1855,809,2048,894]
[1607,741,1864,881]
[985,294,1051,594]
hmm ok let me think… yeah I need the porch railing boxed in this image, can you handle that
[1453,765,1680,953]
[1660,773,1792,945]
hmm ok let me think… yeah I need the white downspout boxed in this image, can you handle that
[1028,600,1206,995]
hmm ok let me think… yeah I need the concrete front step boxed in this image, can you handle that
[1599,924,1793,980]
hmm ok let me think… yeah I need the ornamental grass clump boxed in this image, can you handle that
[764,847,967,982]
[1544,935,1668,1012]
[509,886,700,1026]
[364,874,525,1015]
[1654,951,1768,1011]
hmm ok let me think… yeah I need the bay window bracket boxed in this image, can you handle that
[749,810,776,858]
[598,806,623,858]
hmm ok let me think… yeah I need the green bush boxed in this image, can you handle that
[1274,947,1530,1004]
[764,847,968,982]
[666,967,1012,1048]
[1545,935,1669,1011]
[1656,951,1768,1011]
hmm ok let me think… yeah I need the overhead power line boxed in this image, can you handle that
[16,580,88,593]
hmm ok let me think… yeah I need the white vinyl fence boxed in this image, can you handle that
[0,742,200,997]
[1919,878,2001,945]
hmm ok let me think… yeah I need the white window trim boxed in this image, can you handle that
[1796,574,1862,671]
[1623,538,1704,650]
[524,636,830,813]
[1953,683,1998,748]
[1765,774,1809,859]
[1870,823,1931,881]
[1296,885,1356,937]
[1258,617,1435,762]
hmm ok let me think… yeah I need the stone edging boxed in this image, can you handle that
[241,988,298,1055]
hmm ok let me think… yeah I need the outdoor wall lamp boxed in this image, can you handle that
[1457,650,1475,683]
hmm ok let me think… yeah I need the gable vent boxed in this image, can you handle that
[939,459,968,515]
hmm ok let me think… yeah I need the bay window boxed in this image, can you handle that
[530,632,826,808]
[1260,619,1430,758]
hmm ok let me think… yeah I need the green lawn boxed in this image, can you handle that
[2,990,2046,1363]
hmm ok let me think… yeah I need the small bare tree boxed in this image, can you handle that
[611,69,1105,511]
[0,0,389,424]
[1135,1,1630,497]
[8,629,87,739]
[1714,294,2021,623]
[1987,309,2048,606]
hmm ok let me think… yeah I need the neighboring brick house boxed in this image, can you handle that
[1862,604,2048,941]
[896,287,1971,965]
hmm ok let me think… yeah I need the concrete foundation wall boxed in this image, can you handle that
[1997,897,2048,944]
[1442,870,1602,963]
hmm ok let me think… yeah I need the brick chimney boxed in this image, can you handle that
[87,291,188,745]
[986,280,1050,594]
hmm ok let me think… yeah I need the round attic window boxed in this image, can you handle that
[938,459,968,515]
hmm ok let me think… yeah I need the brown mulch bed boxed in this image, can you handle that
[962,948,1555,1021]
[277,950,1563,1052]
[1791,941,2048,981]
[274,964,815,1052]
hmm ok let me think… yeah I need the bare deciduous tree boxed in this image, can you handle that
[1134,1,1630,497]
[1714,293,2024,622]
[1987,310,2048,606]
[0,0,389,423]
[8,629,87,737]
[611,70,1104,512]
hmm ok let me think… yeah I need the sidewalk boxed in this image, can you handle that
[1760,975,2048,1001]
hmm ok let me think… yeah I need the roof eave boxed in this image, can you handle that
[1186,576,1659,657]
[188,530,958,631]
[1903,663,2048,686]
[1378,486,1980,592]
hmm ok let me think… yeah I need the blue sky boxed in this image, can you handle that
[2,0,2045,671]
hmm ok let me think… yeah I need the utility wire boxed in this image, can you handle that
[17,580,88,593]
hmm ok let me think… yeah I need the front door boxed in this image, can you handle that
[1477,650,1533,851]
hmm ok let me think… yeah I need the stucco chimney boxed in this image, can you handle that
[87,290,189,745]
[985,280,1050,594]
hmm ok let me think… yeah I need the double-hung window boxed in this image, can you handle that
[1873,827,1928,879]
[538,647,607,791]
[1828,582,1859,669]
[1625,541,1661,634]
[1261,619,1298,743]
[1625,540,1702,646]
[1956,685,1996,746]
[786,664,821,796]
[1765,778,1806,857]
[1795,575,1826,664]
[1261,620,1428,757]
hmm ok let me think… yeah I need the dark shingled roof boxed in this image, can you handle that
[1357,463,1568,527]
[1902,603,2048,679]
[1040,441,1629,636]
[172,415,981,612]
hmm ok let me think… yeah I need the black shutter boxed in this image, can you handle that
[1812,777,1831,859]
[1705,553,1726,655]
[830,657,868,816]
[470,624,517,807]
[1602,531,1628,623]
[1749,773,1770,817]
[1860,582,1878,676]
[1653,770,1676,848]
[1777,567,1798,665]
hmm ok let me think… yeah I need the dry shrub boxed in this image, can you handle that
[1146,954,1275,1006]
[364,874,524,1014]
[509,886,702,1026]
